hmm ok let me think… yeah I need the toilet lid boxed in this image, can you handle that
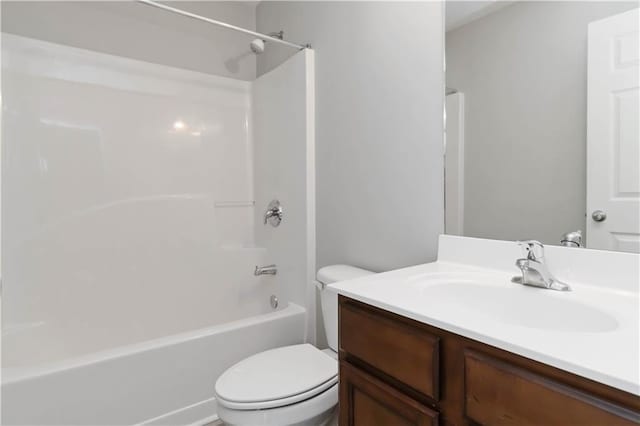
[215,344,338,410]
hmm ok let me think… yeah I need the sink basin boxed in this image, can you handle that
[408,273,619,333]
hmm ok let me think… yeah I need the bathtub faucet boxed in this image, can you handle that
[254,264,277,276]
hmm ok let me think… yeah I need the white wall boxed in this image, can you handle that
[446,1,638,244]
[1,1,257,80]
[1,34,265,362]
[252,50,316,342]
[257,1,445,273]
[3,2,320,347]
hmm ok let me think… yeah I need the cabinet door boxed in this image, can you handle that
[340,361,438,426]
[465,350,640,426]
[340,299,440,401]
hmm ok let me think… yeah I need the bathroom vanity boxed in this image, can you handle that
[330,236,640,425]
[338,296,638,425]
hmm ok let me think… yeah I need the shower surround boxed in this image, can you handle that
[1,34,315,424]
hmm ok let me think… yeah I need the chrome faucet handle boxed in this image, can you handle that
[263,200,283,227]
[517,240,545,261]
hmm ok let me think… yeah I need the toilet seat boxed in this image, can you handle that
[215,344,338,411]
[216,383,338,426]
[217,376,338,410]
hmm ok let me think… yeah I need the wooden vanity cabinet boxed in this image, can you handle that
[340,361,439,426]
[338,295,640,426]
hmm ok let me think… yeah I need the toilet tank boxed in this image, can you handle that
[317,265,374,352]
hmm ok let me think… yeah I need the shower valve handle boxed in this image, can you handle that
[264,200,283,227]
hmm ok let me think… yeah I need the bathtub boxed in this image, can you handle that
[1,303,306,425]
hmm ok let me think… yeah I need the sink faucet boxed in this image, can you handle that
[560,230,583,248]
[512,240,570,291]
[254,264,277,276]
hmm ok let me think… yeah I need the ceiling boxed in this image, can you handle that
[445,1,514,32]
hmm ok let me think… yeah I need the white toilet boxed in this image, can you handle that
[215,265,373,426]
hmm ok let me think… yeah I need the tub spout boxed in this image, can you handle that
[254,265,277,276]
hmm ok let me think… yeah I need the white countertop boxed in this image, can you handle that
[328,235,640,395]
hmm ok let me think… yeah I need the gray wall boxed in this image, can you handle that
[446,1,638,245]
[257,1,445,274]
[1,1,257,79]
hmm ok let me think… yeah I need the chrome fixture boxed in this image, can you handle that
[137,0,306,50]
[250,31,284,54]
[560,230,583,248]
[269,31,284,39]
[255,264,277,276]
[592,210,607,222]
[270,295,279,309]
[249,39,265,54]
[264,200,283,227]
[512,240,571,291]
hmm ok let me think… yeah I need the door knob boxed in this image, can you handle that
[591,210,607,222]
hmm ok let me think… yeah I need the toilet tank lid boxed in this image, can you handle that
[316,264,373,285]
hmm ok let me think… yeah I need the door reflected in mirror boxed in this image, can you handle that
[444,1,640,253]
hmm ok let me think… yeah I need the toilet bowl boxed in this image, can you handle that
[215,265,373,426]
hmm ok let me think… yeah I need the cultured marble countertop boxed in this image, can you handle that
[328,236,640,396]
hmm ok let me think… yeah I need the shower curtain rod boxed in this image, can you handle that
[137,0,307,50]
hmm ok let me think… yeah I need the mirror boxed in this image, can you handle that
[444,1,639,253]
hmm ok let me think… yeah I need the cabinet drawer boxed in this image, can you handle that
[339,300,439,400]
[464,350,640,426]
[340,361,439,426]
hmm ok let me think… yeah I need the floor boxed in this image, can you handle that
[207,406,339,425]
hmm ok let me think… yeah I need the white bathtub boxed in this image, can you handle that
[1,303,306,425]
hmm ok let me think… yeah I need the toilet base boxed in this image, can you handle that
[321,406,338,426]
